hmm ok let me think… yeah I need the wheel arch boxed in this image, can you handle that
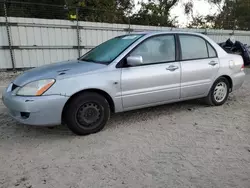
[207,75,233,96]
[219,75,233,91]
[62,89,115,121]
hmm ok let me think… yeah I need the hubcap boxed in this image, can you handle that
[76,102,101,127]
[213,82,227,103]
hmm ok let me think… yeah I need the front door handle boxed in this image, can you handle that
[166,65,179,71]
[208,61,218,66]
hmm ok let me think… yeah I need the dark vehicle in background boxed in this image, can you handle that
[218,38,250,66]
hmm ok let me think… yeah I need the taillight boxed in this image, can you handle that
[241,64,244,71]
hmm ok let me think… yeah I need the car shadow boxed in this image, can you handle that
[0,111,74,139]
[107,99,209,128]
[0,99,209,139]
[1,95,237,139]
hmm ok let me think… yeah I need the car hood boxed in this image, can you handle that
[13,60,107,86]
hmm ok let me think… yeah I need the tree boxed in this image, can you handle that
[130,0,178,26]
[75,0,134,23]
[186,15,207,29]
[186,0,250,30]
[1,0,68,19]
[1,0,134,23]
[214,0,250,30]
[1,0,185,27]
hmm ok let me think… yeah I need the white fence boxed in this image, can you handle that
[1,17,250,69]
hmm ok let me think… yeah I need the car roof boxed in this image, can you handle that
[128,31,206,37]
[124,31,228,57]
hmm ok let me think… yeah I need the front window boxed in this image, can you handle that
[79,34,144,64]
[130,35,176,65]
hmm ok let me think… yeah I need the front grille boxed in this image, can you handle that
[11,84,19,91]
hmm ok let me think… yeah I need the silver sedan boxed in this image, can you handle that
[2,32,245,135]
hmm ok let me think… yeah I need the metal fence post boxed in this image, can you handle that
[3,0,15,69]
[125,16,133,34]
[76,7,81,58]
[204,27,208,35]
[128,16,131,34]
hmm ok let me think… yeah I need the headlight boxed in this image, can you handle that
[16,79,55,96]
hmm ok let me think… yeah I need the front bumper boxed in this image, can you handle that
[2,89,69,126]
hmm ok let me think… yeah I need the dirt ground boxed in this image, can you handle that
[0,69,249,188]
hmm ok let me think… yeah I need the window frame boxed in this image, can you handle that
[206,41,217,58]
[177,34,218,61]
[116,34,180,68]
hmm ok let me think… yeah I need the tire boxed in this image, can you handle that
[64,92,110,135]
[205,77,230,106]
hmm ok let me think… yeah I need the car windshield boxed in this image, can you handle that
[79,34,144,64]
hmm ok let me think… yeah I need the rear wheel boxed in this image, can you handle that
[205,77,230,106]
[64,92,110,135]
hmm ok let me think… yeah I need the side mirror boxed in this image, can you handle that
[127,56,143,66]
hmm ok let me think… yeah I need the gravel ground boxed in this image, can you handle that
[0,69,250,188]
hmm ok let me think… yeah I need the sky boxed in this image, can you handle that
[134,0,219,27]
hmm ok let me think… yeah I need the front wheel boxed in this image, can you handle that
[205,77,230,106]
[64,92,110,135]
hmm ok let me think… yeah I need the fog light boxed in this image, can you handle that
[20,112,30,119]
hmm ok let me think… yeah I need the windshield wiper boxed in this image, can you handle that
[78,58,96,63]
[78,58,110,65]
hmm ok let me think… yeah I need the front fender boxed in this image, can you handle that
[45,69,123,112]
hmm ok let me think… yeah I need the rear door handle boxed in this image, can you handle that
[208,61,218,66]
[166,65,179,71]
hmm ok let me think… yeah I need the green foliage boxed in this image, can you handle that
[187,16,207,29]
[130,0,178,26]
[1,0,68,19]
[76,0,134,24]
[215,0,250,30]
[187,0,250,30]
[1,0,249,29]
[1,0,179,26]
[1,0,134,24]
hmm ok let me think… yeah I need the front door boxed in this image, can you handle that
[121,34,181,110]
[178,34,220,98]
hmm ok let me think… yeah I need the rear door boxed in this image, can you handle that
[178,34,219,98]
